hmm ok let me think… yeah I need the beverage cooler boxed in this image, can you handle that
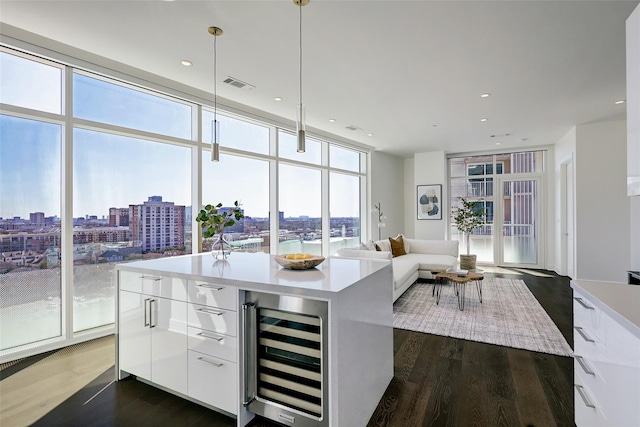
[242,292,328,427]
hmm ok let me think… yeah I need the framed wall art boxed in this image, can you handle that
[417,184,442,220]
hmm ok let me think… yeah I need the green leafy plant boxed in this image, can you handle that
[196,201,244,239]
[452,197,486,255]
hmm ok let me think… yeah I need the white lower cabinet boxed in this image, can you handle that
[119,289,187,395]
[188,350,237,414]
[573,288,640,427]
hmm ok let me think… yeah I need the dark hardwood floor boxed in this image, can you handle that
[22,269,575,427]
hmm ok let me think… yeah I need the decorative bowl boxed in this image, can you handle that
[274,255,325,270]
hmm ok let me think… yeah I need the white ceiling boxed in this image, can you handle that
[0,0,637,157]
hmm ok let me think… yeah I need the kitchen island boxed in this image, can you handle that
[116,252,394,427]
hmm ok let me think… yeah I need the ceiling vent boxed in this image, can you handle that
[345,125,362,131]
[490,132,512,138]
[223,76,255,90]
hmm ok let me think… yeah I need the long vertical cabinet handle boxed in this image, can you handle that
[144,298,151,327]
[242,302,256,406]
[149,299,156,328]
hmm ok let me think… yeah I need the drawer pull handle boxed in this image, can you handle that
[141,275,162,281]
[197,332,224,342]
[575,355,595,376]
[197,357,223,367]
[574,297,594,310]
[197,284,224,291]
[574,326,595,343]
[197,307,225,316]
[575,384,596,408]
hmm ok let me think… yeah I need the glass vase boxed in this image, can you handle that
[211,233,231,260]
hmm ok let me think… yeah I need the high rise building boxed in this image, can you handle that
[30,212,45,226]
[109,208,129,227]
[130,196,185,252]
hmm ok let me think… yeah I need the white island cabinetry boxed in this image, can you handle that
[118,270,188,395]
[115,253,393,427]
[571,280,640,427]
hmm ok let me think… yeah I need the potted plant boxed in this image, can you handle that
[196,201,244,259]
[452,197,486,270]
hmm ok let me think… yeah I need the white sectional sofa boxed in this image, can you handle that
[335,237,459,302]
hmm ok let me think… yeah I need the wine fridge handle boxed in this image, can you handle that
[242,302,257,407]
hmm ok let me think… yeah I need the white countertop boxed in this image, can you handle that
[571,279,640,339]
[116,252,392,297]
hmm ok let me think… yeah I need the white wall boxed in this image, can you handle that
[370,151,405,240]
[631,197,640,271]
[553,127,577,276]
[403,158,415,238]
[405,151,448,239]
[575,120,630,283]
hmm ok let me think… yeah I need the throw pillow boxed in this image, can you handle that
[363,240,377,251]
[396,234,410,253]
[389,235,407,257]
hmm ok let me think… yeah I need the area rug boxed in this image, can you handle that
[393,277,574,357]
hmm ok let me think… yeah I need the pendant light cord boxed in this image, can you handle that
[214,32,218,129]
[299,1,303,107]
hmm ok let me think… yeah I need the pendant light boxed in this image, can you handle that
[209,26,223,162]
[294,0,309,153]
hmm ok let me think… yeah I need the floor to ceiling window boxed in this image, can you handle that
[0,46,368,361]
[449,151,545,268]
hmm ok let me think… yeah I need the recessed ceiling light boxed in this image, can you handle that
[329,119,336,123]
[480,93,491,98]
[615,99,626,105]
[274,97,282,101]
[180,60,192,67]
[367,133,374,137]
[495,142,501,145]
[480,118,488,122]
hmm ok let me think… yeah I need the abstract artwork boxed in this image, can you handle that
[417,184,442,220]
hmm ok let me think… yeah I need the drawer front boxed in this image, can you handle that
[187,326,237,362]
[573,293,605,342]
[574,378,608,427]
[119,270,142,293]
[187,303,237,337]
[188,350,237,415]
[142,275,187,302]
[188,281,237,311]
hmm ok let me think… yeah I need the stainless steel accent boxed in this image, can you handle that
[575,384,596,408]
[197,356,224,367]
[575,355,595,376]
[197,331,225,341]
[242,302,257,407]
[144,298,150,327]
[574,297,594,310]
[243,292,328,427]
[197,307,225,316]
[574,326,595,342]
[196,283,224,290]
[141,275,162,281]
[149,299,156,328]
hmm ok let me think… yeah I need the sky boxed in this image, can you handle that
[0,50,361,220]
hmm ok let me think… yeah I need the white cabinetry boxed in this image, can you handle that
[573,288,640,426]
[186,279,238,415]
[118,270,188,395]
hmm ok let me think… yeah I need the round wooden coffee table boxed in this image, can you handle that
[434,271,484,311]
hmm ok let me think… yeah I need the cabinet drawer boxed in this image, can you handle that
[188,350,237,415]
[187,303,237,337]
[573,292,605,342]
[188,281,237,311]
[119,270,143,293]
[187,326,236,362]
[574,379,608,427]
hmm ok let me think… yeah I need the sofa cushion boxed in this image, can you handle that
[389,235,407,257]
[405,238,458,257]
[360,240,378,251]
[391,256,419,289]
[336,248,392,260]
[396,234,410,253]
[402,253,457,271]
